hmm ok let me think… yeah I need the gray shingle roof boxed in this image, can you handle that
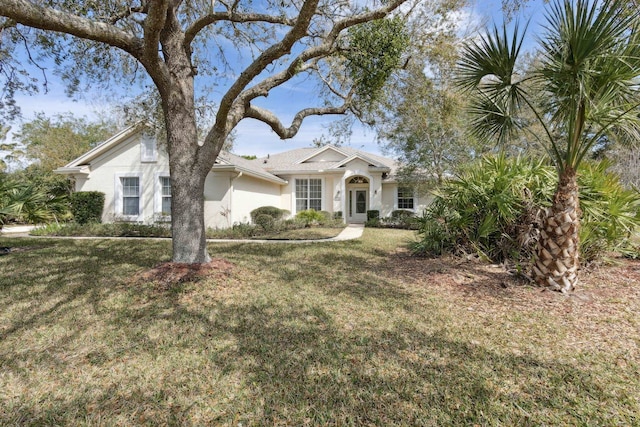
[246,145,399,178]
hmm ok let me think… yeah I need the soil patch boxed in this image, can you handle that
[133,258,235,289]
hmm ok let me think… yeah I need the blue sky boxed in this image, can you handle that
[5,0,546,159]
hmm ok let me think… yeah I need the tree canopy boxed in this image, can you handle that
[0,0,426,263]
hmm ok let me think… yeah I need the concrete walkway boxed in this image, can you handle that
[205,223,364,244]
[1,223,365,243]
[0,225,36,235]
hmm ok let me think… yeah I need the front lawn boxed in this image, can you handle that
[0,230,638,425]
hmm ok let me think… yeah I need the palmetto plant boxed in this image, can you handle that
[457,0,640,292]
[0,177,66,228]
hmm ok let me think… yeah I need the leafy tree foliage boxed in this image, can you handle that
[13,112,115,173]
[3,113,115,200]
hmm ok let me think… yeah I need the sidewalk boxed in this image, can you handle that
[0,225,36,236]
[205,223,364,243]
[1,224,365,243]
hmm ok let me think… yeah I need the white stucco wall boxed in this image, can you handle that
[73,133,170,223]
[380,184,396,218]
[204,172,232,229]
[231,175,283,224]
[305,148,347,163]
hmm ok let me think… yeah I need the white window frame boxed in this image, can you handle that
[140,135,157,163]
[154,172,172,219]
[293,177,324,214]
[114,172,143,221]
[395,186,415,211]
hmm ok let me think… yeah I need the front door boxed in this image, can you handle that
[348,189,368,223]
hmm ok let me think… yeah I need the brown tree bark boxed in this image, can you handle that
[533,168,581,293]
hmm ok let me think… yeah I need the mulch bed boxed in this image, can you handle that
[133,258,235,289]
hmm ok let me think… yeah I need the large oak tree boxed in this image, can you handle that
[0,0,417,263]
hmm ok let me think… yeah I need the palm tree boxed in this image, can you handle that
[457,0,640,292]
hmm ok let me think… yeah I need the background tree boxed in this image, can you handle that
[14,112,115,174]
[371,0,483,188]
[458,0,640,292]
[0,0,416,264]
[379,61,475,185]
[6,113,115,198]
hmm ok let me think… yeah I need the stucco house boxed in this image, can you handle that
[55,124,427,228]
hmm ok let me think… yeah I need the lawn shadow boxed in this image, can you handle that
[0,238,171,341]
[191,301,625,425]
[2,271,636,425]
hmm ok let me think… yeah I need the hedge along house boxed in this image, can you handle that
[55,123,428,227]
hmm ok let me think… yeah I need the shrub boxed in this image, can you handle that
[319,211,332,222]
[365,218,382,227]
[391,209,415,220]
[255,213,275,231]
[31,222,171,237]
[411,155,640,265]
[578,161,640,262]
[381,209,418,229]
[334,211,343,220]
[70,191,105,224]
[367,210,380,221]
[296,209,325,225]
[250,206,288,222]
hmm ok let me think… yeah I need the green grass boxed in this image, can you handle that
[0,230,639,425]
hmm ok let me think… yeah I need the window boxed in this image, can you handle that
[140,135,157,162]
[397,187,414,210]
[115,172,143,220]
[160,176,171,215]
[348,176,369,184]
[295,178,322,211]
[121,177,140,216]
[153,173,171,217]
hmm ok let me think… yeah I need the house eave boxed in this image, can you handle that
[53,166,90,175]
[62,122,147,169]
[212,165,287,185]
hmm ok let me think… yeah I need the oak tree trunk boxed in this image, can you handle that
[533,168,581,292]
[160,22,218,264]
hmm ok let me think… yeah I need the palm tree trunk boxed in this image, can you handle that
[533,168,581,292]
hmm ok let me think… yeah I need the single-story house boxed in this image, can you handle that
[55,124,428,228]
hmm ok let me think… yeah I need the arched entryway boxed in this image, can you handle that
[346,175,369,223]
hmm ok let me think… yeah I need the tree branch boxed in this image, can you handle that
[143,1,168,64]
[185,11,295,46]
[229,0,407,124]
[215,0,320,131]
[109,6,146,25]
[245,102,350,139]
[0,0,142,56]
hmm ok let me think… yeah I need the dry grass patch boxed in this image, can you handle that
[0,231,638,425]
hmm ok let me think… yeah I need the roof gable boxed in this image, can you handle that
[62,123,146,168]
[332,153,388,169]
[296,145,348,164]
